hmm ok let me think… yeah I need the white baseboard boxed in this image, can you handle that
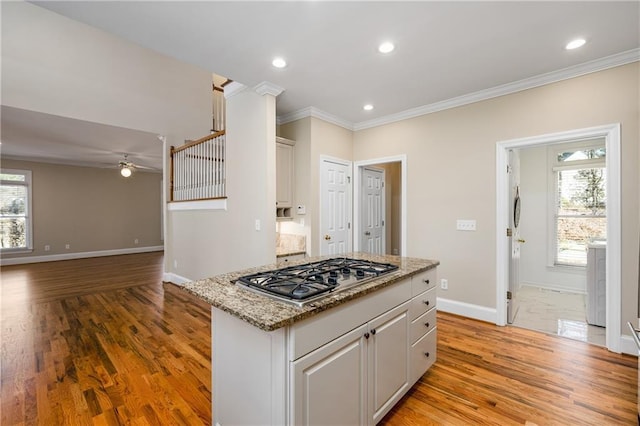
[437,297,497,324]
[437,298,638,357]
[163,272,192,286]
[1,246,164,266]
[619,334,639,357]
[521,281,586,295]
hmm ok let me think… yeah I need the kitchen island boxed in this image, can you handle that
[181,253,439,425]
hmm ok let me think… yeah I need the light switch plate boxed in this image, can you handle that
[456,219,476,231]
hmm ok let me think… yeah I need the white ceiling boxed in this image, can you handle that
[1,106,162,171]
[3,1,639,169]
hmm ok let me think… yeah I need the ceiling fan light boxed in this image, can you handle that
[120,166,132,177]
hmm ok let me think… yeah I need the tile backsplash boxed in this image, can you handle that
[277,233,306,253]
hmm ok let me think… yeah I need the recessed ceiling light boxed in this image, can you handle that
[363,104,374,111]
[565,38,586,50]
[272,57,287,68]
[378,42,395,54]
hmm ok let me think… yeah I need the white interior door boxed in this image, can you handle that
[320,159,352,255]
[507,149,522,324]
[361,167,385,254]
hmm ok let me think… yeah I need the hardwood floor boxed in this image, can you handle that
[1,253,637,425]
[382,314,637,425]
[1,252,211,425]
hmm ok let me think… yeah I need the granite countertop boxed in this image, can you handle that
[179,253,439,332]
[275,248,306,258]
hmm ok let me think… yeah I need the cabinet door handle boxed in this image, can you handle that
[371,329,376,335]
[423,300,430,306]
[364,332,370,340]
[425,322,430,328]
[424,352,430,358]
[423,279,430,284]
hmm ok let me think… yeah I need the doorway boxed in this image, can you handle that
[354,155,407,256]
[319,157,352,256]
[360,166,386,255]
[510,142,607,347]
[496,124,621,353]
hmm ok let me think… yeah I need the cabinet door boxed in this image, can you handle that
[292,324,368,426]
[368,302,410,424]
[276,142,294,207]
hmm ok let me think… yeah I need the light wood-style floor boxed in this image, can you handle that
[1,252,637,425]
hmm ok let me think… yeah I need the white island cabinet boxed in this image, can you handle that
[210,265,437,426]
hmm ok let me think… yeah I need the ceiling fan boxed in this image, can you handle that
[118,154,153,177]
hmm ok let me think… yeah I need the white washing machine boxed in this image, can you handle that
[586,241,606,327]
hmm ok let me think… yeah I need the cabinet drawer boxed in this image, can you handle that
[289,278,412,360]
[277,253,305,266]
[411,268,436,296]
[410,328,437,385]
[409,287,436,321]
[410,308,437,344]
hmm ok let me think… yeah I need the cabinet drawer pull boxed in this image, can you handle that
[423,279,430,284]
[425,322,430,328]
[423,300,430,306]
[371,329,377,335]
[424,352,430,358]
[364,332,370,339]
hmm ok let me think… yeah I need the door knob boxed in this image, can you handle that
[364,231,371,236]
[517,238,526,243]
[324,234,331,241]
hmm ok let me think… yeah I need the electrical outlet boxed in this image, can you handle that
[456,219,476,231]
[44,244,50,251]
[65,244,70,249]
[174,260,178,269]
[441,279,448,290]
[134,238,139,244]
[255,219,261,231]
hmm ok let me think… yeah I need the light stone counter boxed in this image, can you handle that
[179,253,439,331]
[275,248,306,257]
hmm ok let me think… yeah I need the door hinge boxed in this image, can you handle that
[507,291,512,300]
[348,222,351,229]
[347,176,351,183]
[506,228,513,237]
[507,165,512,174]
[382,181,385,188]
[382,220,385,226]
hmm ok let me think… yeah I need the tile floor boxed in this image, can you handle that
[512,285,606,347]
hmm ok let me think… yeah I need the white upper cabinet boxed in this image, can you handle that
[276,136,295,219]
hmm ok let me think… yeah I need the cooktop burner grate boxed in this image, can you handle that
[236,258,399,305]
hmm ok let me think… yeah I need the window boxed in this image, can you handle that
[0,169,32,252]
[550,142,606,266]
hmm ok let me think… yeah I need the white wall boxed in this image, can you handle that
[2,1,213,276]
[519,146,586,293]
[1,1,211,142]
[353,63,639,332]
[168,88,278,280]
[279,116,354,256]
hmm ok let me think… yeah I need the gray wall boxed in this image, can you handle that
[1,159,162,258]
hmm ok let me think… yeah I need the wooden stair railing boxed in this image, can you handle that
[170,130,226,202]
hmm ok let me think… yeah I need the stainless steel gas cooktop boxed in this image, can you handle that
[236,257,399,307]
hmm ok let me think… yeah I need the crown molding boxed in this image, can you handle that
[223,81,248,99]
[253,81,285,97]
[277,106,354,131]
[353,48,640,131]
[277,49,639,132]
